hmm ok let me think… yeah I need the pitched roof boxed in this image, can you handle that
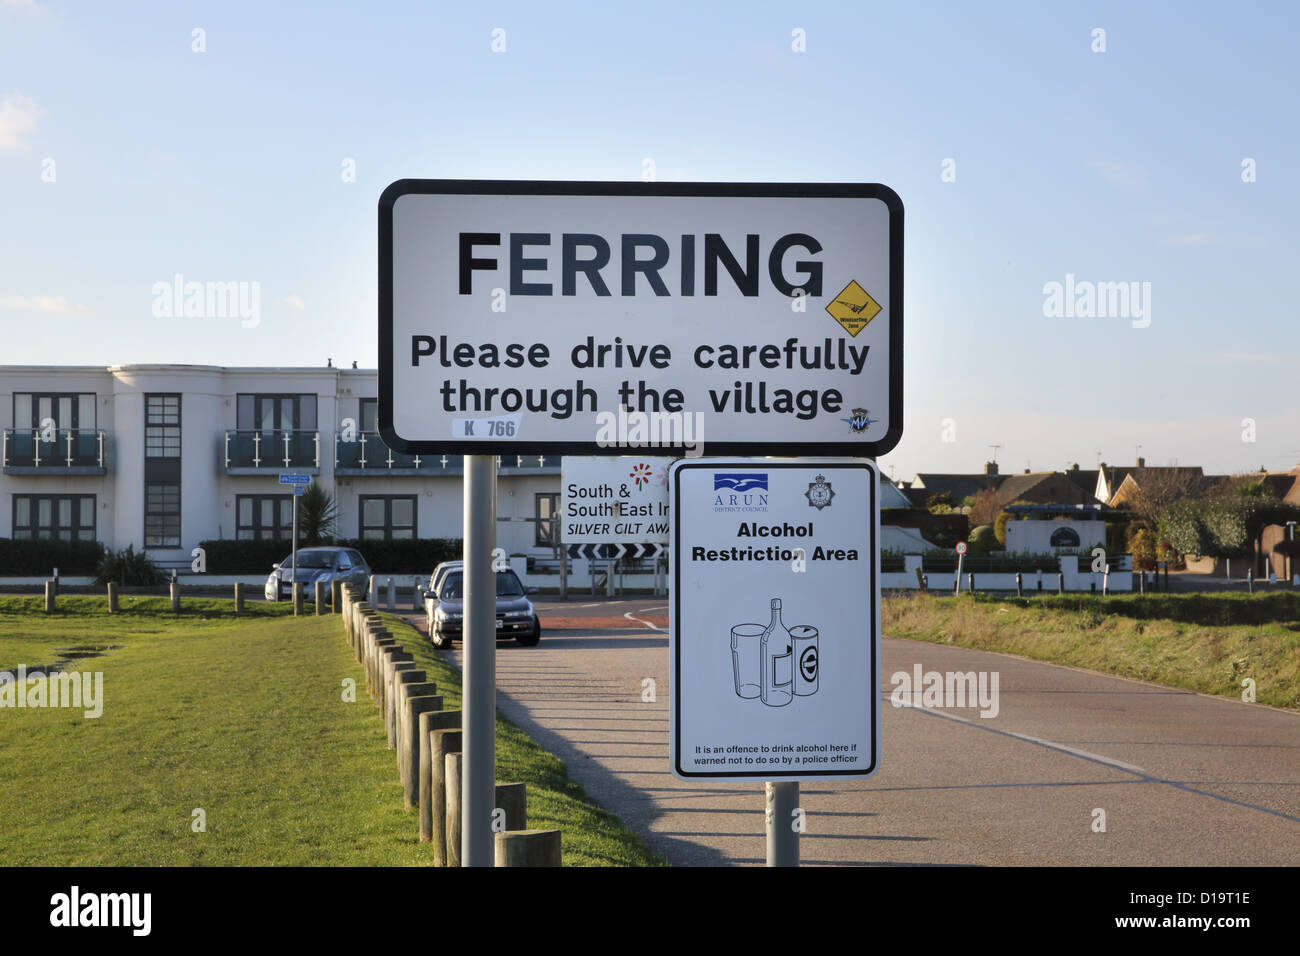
[908,473,1002,503]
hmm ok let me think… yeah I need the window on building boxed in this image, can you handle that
[145,394,181,457]
[144,483,181,547]
[13,393,96,431]
[236,394,318,432]
[359,398,378,432]
[13,495,96,541]
[236,495,294,540]
[535,493,559,547]
[359,495,416,540]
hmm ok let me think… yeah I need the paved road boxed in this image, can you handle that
[407,598,1300,866]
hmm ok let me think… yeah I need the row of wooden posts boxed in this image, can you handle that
[339,581,561,867]
[42,577,346,615]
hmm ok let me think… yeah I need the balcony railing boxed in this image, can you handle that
[335,431,424,470]
[2,428,107,471]
[224,430,320,470]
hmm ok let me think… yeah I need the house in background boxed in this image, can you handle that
[905,461,1003,505]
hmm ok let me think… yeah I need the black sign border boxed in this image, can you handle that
[670,458,879,780]
[379,179,903,457]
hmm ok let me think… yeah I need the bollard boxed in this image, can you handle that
[411,579,423,611]
[967,573,974,593]
[1102,568,1110,596]
[395,680,437,771]
[382,656,416,744]
[368,634,395,697]
[332,579,341,613]
[392,675,433,755]
[403,694,445,809]
[1139,570,1145,595]
[293,582,304,616]
[494,782,527,833]
[45,580,56,613]
[1090,581,1096,593]
[315,580,325,615]
[52,569,59,598]
[170,579,181,613]
[420,711,463,843]
[234,581,244,615]
[445,751,464,868]
[914,566,926,591]
[1057,572,1064,595]
[1247,569,1254,594]
[368,574,379,606]
[428,728,462,864]
[386,577,396,612]
[922,574,929,590]
[1162,562,1169,590]
[1015,572,1023,597]
[107,582,119,613]
[494,830,562,867]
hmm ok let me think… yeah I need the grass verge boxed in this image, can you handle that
[882,591,1300,710]
[0,596,663,866]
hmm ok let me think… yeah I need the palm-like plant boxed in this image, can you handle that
[297,481,340,545]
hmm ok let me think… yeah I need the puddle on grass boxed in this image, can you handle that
[3,644,123,677]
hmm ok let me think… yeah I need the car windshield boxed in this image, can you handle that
[282,551,333,569]
[439,571,524,599]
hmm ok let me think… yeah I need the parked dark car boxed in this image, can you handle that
[264,546,371,602]
[428,567,540,648]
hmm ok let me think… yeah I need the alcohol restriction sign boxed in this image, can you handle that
[379,180,903,458]
[561,456,671,545]
[669,458,880,780]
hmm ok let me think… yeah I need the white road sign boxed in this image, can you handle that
[669,458,880,780]
[561,456,670,544]
[379,180,903,457]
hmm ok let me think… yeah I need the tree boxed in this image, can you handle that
[924,492,955,513]
[297,481,340,545]
[969,487,1015,527]
[1127,468,1201,530]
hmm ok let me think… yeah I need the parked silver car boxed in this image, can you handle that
[265,546,371,602]
[428,567,540,648]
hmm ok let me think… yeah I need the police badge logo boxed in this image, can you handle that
[804,474,835,511]
[843,407,874,434]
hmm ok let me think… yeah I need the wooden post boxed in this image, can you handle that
[107,582,119,613]
[420,711,462,843]
[315,580,325,614]
[403,694,445,809]
[1057,572,1065,595]
[914,566,926,591]
[445,751,464,867]
[1015,572,1023,597]
[234,581,244,615]
[967,572,974,593]
[428,729,462,865]
[494,830,561,867]
[382,656,416,744]
[494,782,527,833]
[332,579,341,613]
[170,579,181,613]
[395,681,437,778]
[44,580,55,613]
[293,582,304,616]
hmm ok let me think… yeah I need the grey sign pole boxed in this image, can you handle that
[462,454,497,867]
[291,487,299,585]
[766,781,800,867]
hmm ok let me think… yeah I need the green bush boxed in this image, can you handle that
[967,525,1001,554]
[197,537,463,573]
[94,544,166,586]
[0,538,106,575]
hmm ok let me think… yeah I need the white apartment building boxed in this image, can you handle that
[0,364,562,563]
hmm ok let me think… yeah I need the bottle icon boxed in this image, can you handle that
[760,597,794,707]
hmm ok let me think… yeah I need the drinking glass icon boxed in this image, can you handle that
[730,623,764,699]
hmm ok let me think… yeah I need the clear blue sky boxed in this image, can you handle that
[2,0,1297,481]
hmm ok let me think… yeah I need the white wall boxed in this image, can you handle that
[1005,519,1105,554]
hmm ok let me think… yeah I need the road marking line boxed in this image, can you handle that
[623,610,666,632]
[894,700,1146,773]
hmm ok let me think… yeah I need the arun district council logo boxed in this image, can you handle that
[804,474,835,511]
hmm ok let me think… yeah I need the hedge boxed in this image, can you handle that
[198,537,463,573]
[0,538,106,576]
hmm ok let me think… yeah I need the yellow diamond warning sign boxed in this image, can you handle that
[826,280,882,337]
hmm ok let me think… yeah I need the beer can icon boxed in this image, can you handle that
[791,625,819,696]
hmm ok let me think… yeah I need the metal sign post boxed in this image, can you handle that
[766,781,800,867]
[280,474,311,586]
[462,454,497,867]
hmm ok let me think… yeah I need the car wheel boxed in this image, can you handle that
[431,628,451,649]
